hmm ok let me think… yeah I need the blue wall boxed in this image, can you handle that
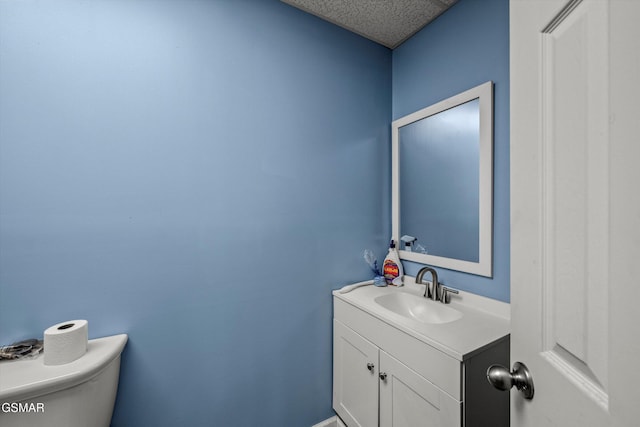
[0,0,510,424]
[0,1,391,425]
[392,0,510,302]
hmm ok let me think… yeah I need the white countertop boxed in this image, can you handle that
[333,279,510,360]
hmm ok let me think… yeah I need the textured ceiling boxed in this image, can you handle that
[281,0,458,49]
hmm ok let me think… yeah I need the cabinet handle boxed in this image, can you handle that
[379,372,387,381]
[367,362,375,372]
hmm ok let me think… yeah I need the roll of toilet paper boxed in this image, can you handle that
[43,320,88,366]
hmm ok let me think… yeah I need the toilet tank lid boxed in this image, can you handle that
[0,334,128,402]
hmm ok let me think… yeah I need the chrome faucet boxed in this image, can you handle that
[416,267,439,300]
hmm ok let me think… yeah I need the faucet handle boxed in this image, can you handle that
[439,286,459,304]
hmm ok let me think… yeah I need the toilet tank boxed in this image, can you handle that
[0,334,128,427]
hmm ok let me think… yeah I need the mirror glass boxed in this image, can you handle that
[392,82,493,277]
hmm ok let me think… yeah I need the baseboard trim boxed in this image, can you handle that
[311,415,346,427]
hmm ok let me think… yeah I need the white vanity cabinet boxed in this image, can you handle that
[334,319,460,427]
[379,350,460,427]
[333,320,379,427]
[332,287,509,427]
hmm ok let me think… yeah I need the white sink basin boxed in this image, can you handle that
[374,292,463,324]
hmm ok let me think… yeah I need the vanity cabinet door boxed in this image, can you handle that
[333,320,379,427]
[379,350,461,427]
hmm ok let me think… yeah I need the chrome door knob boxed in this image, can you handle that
[487,361,535,400]
[367,362,375,372]
[379,372,387,381]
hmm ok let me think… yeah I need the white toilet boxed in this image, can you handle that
[0,334,127,427]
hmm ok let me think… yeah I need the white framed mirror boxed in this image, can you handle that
[392,81,493,277]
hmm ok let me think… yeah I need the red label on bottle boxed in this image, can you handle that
[383,260,399,279]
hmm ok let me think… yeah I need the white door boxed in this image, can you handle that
[379,350,460,427]
[333,320,379,427]
[510,0,640,426]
